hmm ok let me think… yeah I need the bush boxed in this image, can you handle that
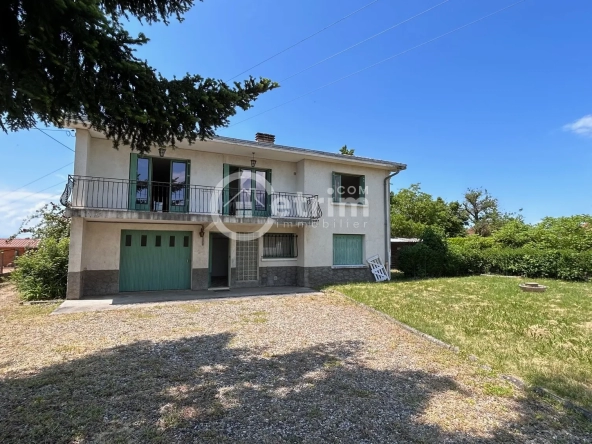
[401,234,592,281]
[399,228,449,278]
[448,236,495,250]
[11,238,70,300]
[450,246,592,281]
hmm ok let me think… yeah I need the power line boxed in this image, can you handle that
[227,0,527,128]
[34,127,75,152]
[281,0,452,83]
[4,162,73,196]
[226,0,381,82]
[1,181,65,207]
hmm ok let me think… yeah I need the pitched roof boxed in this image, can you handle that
[66,122,407,171]
[213,136,407,171]
[0,238,39,249]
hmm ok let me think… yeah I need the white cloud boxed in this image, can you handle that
[0,189,61,237]
[563,114,592,137]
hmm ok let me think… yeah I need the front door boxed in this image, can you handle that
[119,230,192,292]
[209,233,230,288]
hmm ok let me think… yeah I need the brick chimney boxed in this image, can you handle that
[255,133,275,144]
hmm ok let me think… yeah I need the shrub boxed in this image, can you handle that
[448,236,495,250]
[399,228,449,278]
[449,246,592,281]
[11,238,70,300]
[401,235,592,281]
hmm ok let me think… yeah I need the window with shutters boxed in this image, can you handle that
[333,235,364,266]
[332,172,366,204]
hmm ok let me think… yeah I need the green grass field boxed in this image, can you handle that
[330,276,592,410]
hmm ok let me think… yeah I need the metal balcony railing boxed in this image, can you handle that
[61,175,322,220]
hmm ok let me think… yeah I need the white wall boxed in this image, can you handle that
[78,135,391,269]
[300,159,389,267]
[82,222,208,271]
[83,138,298,193]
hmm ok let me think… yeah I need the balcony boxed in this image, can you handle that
[61,175,322,222]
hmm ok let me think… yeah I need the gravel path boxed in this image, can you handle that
[0,282,589,443]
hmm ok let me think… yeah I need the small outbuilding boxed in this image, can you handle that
[390,237,420,270]
[0,238,39,268]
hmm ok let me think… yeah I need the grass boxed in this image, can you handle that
[330,276,592,410]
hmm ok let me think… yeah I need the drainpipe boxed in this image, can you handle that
[384,169,403,278]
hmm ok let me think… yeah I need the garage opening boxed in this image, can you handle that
[120,230,192,292]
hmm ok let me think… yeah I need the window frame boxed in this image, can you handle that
[332,172,366,204]
[333,234,364,266]
[262,233,298,259]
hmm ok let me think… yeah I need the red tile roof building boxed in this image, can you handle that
[0,239,39,267]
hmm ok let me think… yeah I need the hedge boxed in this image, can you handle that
[400,242,592,281]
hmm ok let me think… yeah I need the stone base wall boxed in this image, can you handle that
[259,266,298,287]
[67,270,119,299]
[83,270,119,296]
[66,265,374,299]
[191,268,209,290]
[297,266,374,288]
[66,271,83,300]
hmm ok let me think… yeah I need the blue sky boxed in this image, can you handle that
[1,0,591,236]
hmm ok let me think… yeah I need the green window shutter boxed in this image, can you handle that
[333,235,363,265]
[332,172,341,202]
[129,153,138,210]
[266,170,272,214]
[359,175,366,204]
[222,163,230,215]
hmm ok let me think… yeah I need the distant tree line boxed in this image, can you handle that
[391,184,592,280]
[390,184,522,238]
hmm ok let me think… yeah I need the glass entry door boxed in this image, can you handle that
[129,155,151,211]
[235,168,270,217]
[170,161,189,213]
[129,154,190,212]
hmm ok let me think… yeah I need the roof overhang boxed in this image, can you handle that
[66,122,407,172]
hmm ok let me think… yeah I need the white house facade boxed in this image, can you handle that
[61,128,406,299]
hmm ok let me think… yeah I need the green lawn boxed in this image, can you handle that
[330,276,592,410]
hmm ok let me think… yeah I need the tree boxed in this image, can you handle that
[461,188,501,236]
[0,0,278,153]
[339,145,355,155]
[390,184,467,238]
[529,215,592,251]
[440,199,468,238]
[11,203,70,241]
[10,204,71,300]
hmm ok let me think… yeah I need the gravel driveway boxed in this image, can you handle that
[0,283,589,443]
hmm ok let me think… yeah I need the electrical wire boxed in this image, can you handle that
[227,0,527,128]
[226,0,382,81]
[280,0,452,82]
[34,127,75,152]
[3,162,73,196]
[1,181,65,207]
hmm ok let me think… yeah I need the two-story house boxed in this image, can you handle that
[61,128,406,299]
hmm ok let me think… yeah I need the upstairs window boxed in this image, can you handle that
[332,172,365,204]
[263,234,298,258]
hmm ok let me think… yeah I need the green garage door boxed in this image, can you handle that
[120,230,192,292]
